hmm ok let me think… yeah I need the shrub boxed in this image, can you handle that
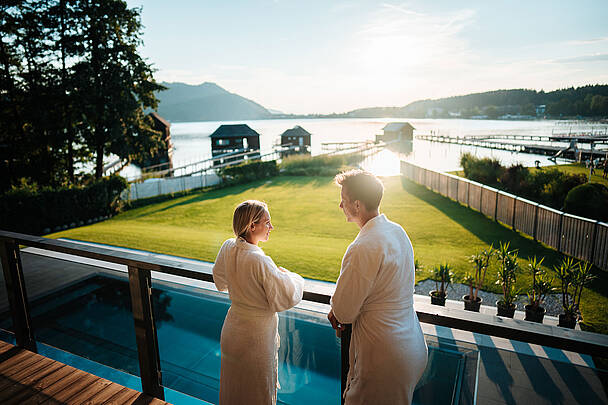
[280,152,364,176]
[219,160,278,185]
[462,153,587,209]
[563,182,608,221]
[0,175,127,235]
[499,164,529,194]
[459,152,503,186]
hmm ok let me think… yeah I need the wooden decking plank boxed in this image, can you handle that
[20,367,84,405]
[0,340,15,355]
[79,380,126,405]
[0,350,41,375]
[102,387,141,405]
[0,356,55,392]
[6,364,71,405]
[0,348,30,368]
[122,392,158,405]
[43,372,101,403]
[0,361,64,402]
[0,341,172,405]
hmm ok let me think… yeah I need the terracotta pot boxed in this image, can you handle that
[430,291,446,306]
[463,295,482,312]
[559,313,577,329]
[524,304,545,323]
[496,300,516,318]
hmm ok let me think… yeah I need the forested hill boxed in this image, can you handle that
[345,85,608,119]
[156,82,272,122]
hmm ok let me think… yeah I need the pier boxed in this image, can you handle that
[415,134,608,160]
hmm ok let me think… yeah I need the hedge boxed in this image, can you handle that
[219,160,279,185]
[0,175,128,235]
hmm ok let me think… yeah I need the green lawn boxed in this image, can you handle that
[554,163,608,187]
[48,175,608,333]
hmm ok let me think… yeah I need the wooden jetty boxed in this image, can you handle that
[415,134,608,160]
[0,340,171,405]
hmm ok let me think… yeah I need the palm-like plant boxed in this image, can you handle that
[495,242,519,308]
[432,263,453,298]
[555,258,596,318]
[468,245,494,301]
[527,256,555,309]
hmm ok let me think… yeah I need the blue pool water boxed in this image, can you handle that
[0,274,474,404]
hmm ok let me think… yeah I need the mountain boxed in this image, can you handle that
[343,85,608,119]
[155,82,272,122]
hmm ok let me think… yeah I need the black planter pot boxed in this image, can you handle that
[463,295,482,312]
[524,304,545,323]
[558,313,577,329]
[496,300,516,318]
[430,291,446,306]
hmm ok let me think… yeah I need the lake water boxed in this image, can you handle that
[125,118,604,178]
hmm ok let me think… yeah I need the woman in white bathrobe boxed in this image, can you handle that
[213,200,304,405]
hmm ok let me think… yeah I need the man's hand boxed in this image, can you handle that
[328,309,346,337]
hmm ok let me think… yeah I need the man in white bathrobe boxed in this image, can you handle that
[328,170,428,405]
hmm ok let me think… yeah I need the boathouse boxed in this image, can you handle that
[382,122,415,142]
[280,125,311,155]
[210,124,261,163]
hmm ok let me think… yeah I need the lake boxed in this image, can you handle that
[125,118,601,178]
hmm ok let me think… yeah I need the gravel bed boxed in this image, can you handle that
[414,279,565,316]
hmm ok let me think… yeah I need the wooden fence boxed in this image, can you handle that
[400,161,608,271]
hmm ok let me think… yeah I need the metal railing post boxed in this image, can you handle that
[128,265,164,400]
[511,197,517,231]
[340,324,352,405]
[590,220,599,264]
[533,204,539,241]
[494,191,499,221]
[557,213,565,252]
[0,240,37,352]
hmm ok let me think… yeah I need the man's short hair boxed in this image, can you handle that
[334,170,384,211]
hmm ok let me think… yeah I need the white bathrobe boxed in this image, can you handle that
[331,214,428,405]
[213,237,304,405]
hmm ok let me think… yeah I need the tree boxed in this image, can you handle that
[74,0,166,179]
[0,0,165,191]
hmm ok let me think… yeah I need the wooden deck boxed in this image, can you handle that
[0,340,171,405]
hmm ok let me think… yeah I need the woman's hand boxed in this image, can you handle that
[278,266,288,273]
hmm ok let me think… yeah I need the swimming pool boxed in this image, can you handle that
[0,273,478,404]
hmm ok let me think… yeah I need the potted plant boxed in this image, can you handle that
[524,256,554,323]
[495,242,519,318]
[430,263,453,306]
[463,246,494,312]
[555,258,595,328]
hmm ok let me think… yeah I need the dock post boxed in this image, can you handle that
[0,240,37,352]
[128,266,164,400]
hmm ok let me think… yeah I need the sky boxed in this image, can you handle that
[126,0,608,115]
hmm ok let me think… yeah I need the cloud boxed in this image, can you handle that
[565,37,608,46]
[552,53,608,64]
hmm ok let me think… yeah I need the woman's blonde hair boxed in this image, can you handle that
[233,200,268,239]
